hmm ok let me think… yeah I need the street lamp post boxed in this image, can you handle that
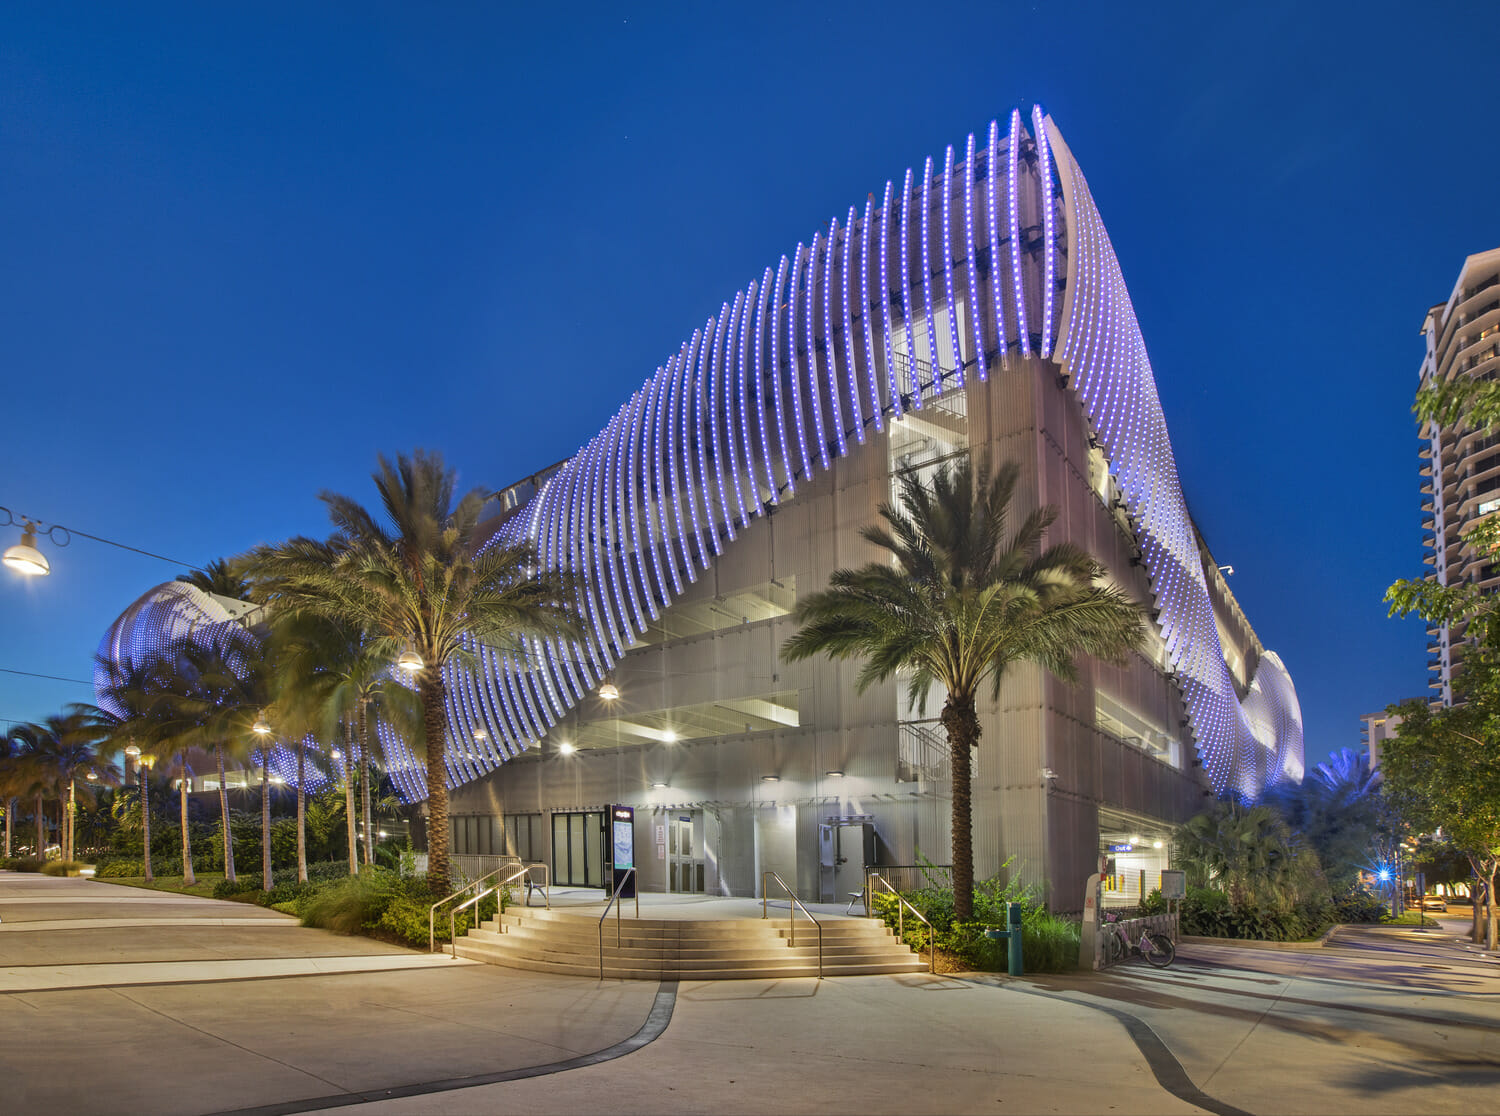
[252,715,273,890]
[124,744,152,882]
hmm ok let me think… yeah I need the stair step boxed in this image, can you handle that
[452,940,927,980]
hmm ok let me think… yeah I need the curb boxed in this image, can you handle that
[1179,923,1342,951]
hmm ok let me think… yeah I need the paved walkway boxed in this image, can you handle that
[4,872,1499,1114]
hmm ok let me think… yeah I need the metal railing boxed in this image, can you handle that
[597,868,639,980]
[865,871,935,974]
[761,870,822,979]
[428,860,540,953]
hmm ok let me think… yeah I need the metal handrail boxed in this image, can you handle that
[865,871,935,974]
[447,863,536,956]
[597,868,639,981]
[761,870,822,979]
[521,861,551,909]
[428,858,521,953]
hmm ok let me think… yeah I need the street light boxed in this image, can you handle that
[397,649,424,672]
[252,716,272,736]
[3,520,49,576]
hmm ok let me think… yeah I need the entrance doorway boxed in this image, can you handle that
[668,812,704,893]
[551,810,605,887]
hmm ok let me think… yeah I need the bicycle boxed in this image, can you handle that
[1101,914,1175,968]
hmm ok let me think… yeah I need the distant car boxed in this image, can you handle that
[1422,895,1448,912]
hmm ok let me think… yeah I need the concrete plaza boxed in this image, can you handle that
[2,872,1497,1115]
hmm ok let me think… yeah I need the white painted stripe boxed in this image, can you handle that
[0,952,474,993]
[0,916,298,932]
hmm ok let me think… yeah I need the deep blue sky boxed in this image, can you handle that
[2,2,1495,773]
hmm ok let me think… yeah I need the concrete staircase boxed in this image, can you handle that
[452,906,928,979]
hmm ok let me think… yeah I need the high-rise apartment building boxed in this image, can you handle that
[1419,247,1500,704]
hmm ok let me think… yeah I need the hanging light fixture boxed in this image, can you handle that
[397,648,424,672]
[3,520,49,576]
[123,744,141,759]
[252,714,272,736]
[597,681,620,702]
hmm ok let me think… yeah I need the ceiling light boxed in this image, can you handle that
[331,748,343,760]
[252,717,272,736]
[650,781,668,789]
[1153,840,1164,849]
[825,770,844,778]
[3,521,50,576]
[557,741,576,755]
[661,729,678,742]
[598,682,620,701]
[474,729,488,742]
[761,774,779,783]
[397,649,424,672]
[1129,835,1142,845]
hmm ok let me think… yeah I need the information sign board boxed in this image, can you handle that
[609,805,635,898]
[1160,869,1186,900]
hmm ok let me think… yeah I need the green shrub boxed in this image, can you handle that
[40,860,88,877]
[297,869,497,948]
[866,861,1078,973]
[213,877,263,899]
[1178,885,1333,941]
[96,860,144,878]
[1021,911,1082,972]
[1,857,45,872]
[300,870,403,935]
[1333,890,1387,924]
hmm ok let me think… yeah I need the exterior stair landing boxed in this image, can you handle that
[452,905,927,980]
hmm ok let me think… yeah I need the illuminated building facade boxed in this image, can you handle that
[1418,247,1500,704]
[438,108,1302,908]
[98,108,1303,908]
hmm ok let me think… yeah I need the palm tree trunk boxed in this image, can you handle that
[359,701,374,868]
[35,794,45,859]
[217,744,236,882]
[141,765,153,882]
[260,750,272,890]
[419,676,451,895]
[296,740,307,883]
[180,771,196,886]
[4,797,12,858]
[343,723,357,876]
[941,693,981,923]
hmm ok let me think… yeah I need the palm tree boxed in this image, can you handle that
[268,612,420,877]
[134,625,271,884]
[1,726,29,858]
[245,450,578,894]
[782,457,1146,920]
[6,712,114,862]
